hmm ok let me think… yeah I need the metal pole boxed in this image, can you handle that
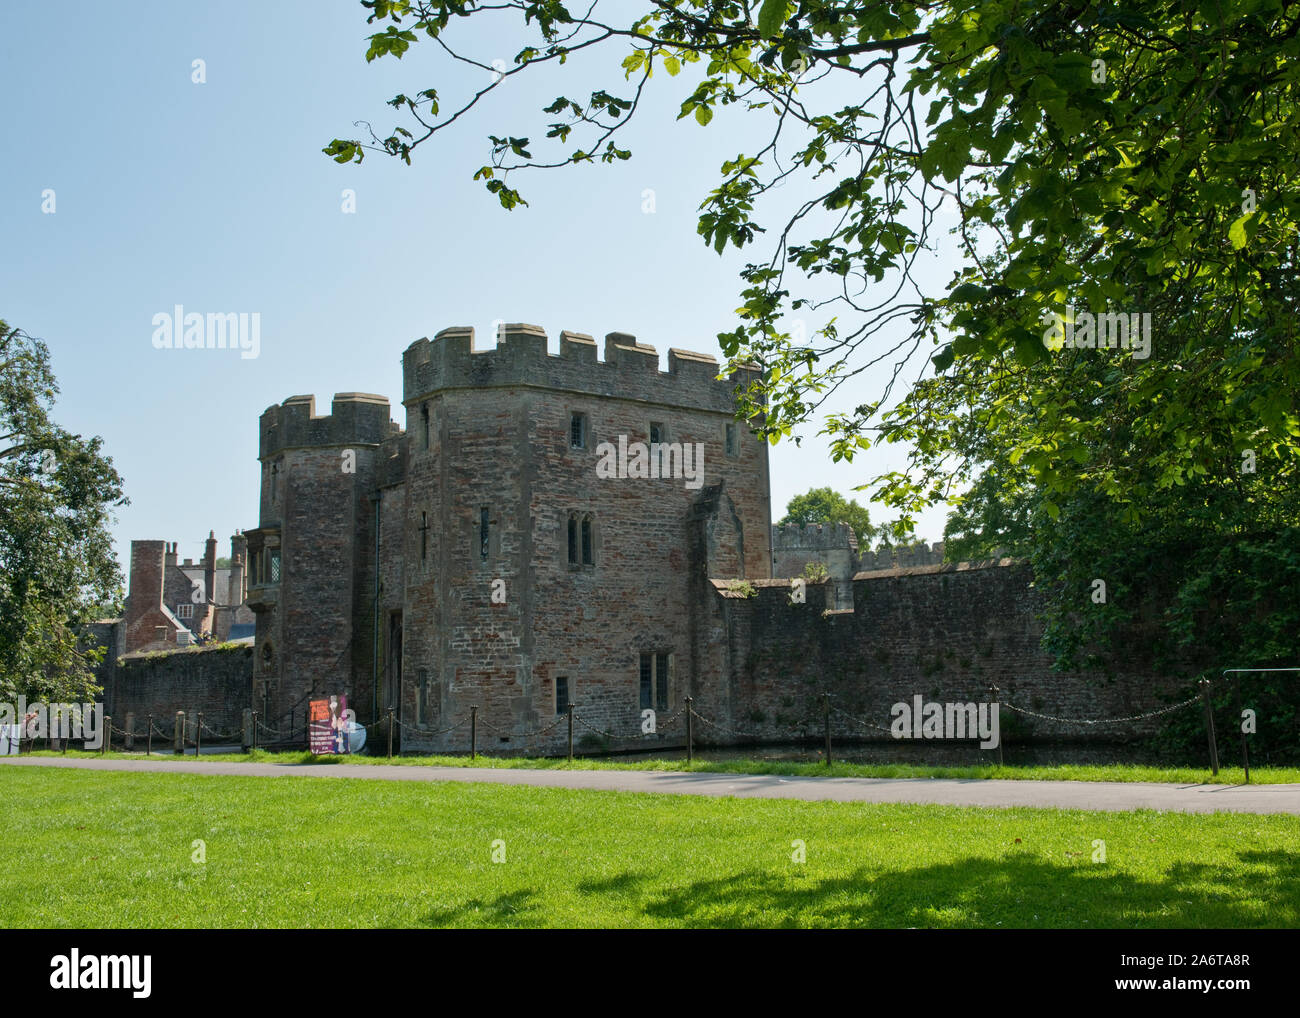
[102,716,110,757]
[1199,679,1219,775]
[196,713,202,757]
[686,696,694,764]
[1232,674,1250,784]
[252,711,259,753]
[146,714,153,757]
[823,693,831,766]
[470,706,477,760]
[567,703,574,762]
[387,708,394,758]
[991,685,1004,766]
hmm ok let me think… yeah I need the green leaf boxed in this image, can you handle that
[1228,213,1252,250]
[695,104,713,126]
[757,0,790,39]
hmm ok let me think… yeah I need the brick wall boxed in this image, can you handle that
[103,642,253,743]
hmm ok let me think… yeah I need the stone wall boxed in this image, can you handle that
[102,642,253,744]
[713,561,1187,747]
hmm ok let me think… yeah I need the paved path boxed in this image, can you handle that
[3,756,1297,815]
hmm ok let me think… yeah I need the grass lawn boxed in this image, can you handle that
[3,765,1296,928]
[23,747,1300,784]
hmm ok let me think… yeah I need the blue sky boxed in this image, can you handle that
[2,0,956,578]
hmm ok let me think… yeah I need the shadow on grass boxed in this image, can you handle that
[415,849,1300,928]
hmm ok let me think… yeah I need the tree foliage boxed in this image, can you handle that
[326,0,1300,532]
[0,320,127,702]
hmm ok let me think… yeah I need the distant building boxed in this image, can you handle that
[122,531,254,653]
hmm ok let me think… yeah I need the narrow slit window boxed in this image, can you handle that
[581,515,593,565]
[421,404,430,450]
[570,412,586,449]
[479,507,490,561]
[420,511,428,562]
[725,423,738,457]
[567,514,578,565]
[556,676,570,715]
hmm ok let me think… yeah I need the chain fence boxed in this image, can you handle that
[18,681,1228,771]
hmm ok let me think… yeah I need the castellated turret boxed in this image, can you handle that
[250,323,772,750]
[246,393,403,720]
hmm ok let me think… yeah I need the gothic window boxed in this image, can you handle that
[639,652,671,712]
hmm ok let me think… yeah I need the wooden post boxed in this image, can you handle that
[567,703,574,762]
[1232,674,1250,784]
[686,696,694,764]
[146,714,153,757]
[196,713,203,757]
[823,693,831,767]
[174,711,184,755]
[1199,679,1219,775]
[470,706,477,760]
[387,708,394,758]
[990,686,1004,767]
[102,716,110,757]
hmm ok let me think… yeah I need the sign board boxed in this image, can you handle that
[308,695,364,754]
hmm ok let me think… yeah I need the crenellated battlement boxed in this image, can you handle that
[259,393,400,459]
[772,522,860,553]
[402,324,757,415]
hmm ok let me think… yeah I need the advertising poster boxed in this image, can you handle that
[308,695,350,755]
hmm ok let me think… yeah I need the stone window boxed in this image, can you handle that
[639,651,671,712]
[177,603,194,619]
[555,675,570,715]
[725,423,738,457]
[268,548,281,584]
[570,412,587,449]
[568,512,595,567]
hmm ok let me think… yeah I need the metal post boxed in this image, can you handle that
[686,696,694,764]
[1199,679,1219,775]
[196,713,203,757]
[1232,674,1250,784]
[470,706,477,760]
[387,708,394,758]
[146,714,153,757]
[567,703,574,762]
[252,711,259,753]
[102,716,110,757]
[823,693,831,766]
